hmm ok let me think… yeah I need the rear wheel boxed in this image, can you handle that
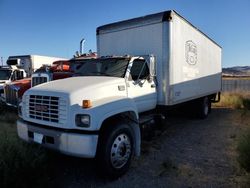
[97,122,134,178]
[197,97,210,119]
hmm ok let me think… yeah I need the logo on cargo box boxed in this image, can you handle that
[34,105,48,112]
[185,40,197,65]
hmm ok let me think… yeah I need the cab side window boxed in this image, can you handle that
[17,71,24,80]
[11,70,24,81]
[130,60,149,81]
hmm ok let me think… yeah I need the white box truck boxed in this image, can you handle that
[17,10,221,178]
[6,55,67,77]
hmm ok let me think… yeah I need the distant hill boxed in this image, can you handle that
[222,66,250,77]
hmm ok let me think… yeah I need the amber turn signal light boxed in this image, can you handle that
[82,100,92,108]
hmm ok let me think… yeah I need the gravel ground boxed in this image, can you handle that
[43,108,250,188]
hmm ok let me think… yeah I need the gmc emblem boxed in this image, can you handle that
[34,105,48,112]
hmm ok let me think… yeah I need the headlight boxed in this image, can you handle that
[75,114,90,128]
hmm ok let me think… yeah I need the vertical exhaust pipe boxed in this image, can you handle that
[80,38,85,55]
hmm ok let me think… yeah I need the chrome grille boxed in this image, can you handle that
[4,85,18,106]
[32,77,48,87]
[28,95,67,124]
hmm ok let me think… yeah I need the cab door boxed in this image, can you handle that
[126,59,157,113]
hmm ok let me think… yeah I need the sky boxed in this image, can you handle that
[0,0,250,67]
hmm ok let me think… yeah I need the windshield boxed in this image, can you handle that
[73,58,129,78]
[0,70,12,80]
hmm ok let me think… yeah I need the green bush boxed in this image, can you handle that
[238,131,250,172]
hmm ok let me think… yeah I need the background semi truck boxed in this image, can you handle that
[6,55,67,77]
[0,55,66,99]
[3,60,72,107]
[17,10,222,177]
[0,65,26,99]
[3,53,97,107]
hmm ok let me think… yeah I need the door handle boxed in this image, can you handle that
[151,84,156,88]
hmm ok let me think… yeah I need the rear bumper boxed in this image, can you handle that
[17,119,98,158]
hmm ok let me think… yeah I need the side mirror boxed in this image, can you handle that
[149,55,156,77]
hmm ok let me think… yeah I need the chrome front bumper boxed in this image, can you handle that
[17,119,98,158]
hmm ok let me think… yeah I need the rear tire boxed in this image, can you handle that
[97,122,134,179]
[197,97,210,119]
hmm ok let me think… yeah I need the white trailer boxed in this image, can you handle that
[97,10,222,106]
[6,55,67,77]
[17,10,222,178]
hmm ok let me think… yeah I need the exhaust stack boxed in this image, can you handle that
[80,38,85,55]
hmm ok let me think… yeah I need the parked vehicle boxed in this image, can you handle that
[31,60,72,87]
[17,10,222,177]
[6,55,67,77]
[0,55,66,99]
[3,53,97,107]
[3,61,71,107]
[31,52,97,87]
[3,78,32,106]
[0,65,26,99]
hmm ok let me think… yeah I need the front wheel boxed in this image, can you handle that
[97,123,134,178]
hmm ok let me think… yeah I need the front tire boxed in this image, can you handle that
[97,122,134,178]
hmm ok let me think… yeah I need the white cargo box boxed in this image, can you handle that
[97,10,222,106]
[7,55,67,77]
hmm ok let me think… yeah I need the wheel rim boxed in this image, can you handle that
[110,133,131,169]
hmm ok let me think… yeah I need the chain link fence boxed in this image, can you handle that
[222,78,250,92]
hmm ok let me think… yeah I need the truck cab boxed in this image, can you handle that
[17,55,156,177]
[0,66,26,99]
[31,60,72,87]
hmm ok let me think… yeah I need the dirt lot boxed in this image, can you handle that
[1,108,250,187]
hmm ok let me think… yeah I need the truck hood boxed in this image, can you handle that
[0,80,9,87]
[6,78,31,97]
[7,78,31,86]
[26,76,127,105]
